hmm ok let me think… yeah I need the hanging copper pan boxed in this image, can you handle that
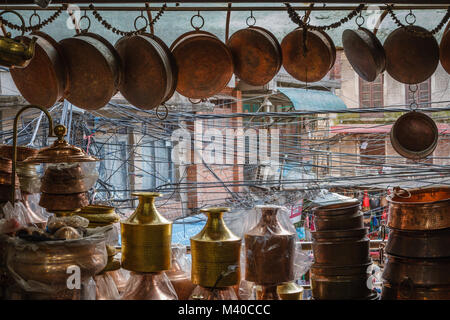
[10,31,67,108]
[227,26,282,86]
[384,25,439,84]
[439,22,450,75]
[115,33,177,110]
[171,30,233,99]
[281,27,335,83]
[59,32,122,110]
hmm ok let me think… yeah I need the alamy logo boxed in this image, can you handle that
[66,265,81,290]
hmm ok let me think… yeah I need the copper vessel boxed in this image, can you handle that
[255,285,281,300]
[0,144,38,162]
[10,31,67,108]
[78,205,120,227]
[281,28,335,83]
[382,280,450,300]
[121,271,178,300]
[39,192,89,212]
[41,163,89,194]
[245,205,296,285]
[59,33,122,110]
[189,285,238,300]
[115,33,177,110]
[387,186,450,230]
[385,228,450,259]
[342,27,385,82]
[390,111,438,160]
[311,228,370,266]
[191,207,241,288]
[171,30,234,99]
[384,26,439,84]
[227,26,282,86]
[0,156,12,173]
[313,200,363,231]
[277,282,304,300]
[166,244,195,300]
[121,192,172,273]
[439,22,450,75]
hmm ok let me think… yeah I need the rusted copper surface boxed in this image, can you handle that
[281,28,335,83]
[227,26,281,86]
[384,26,439,84]
[39,192,89,211]
[312,228,370,265]
[245,206,295,285]
[59,33,122,110]
[10,32,67,108]
[382,281,450,300]
[115,33,177,110]
[313,201,363,231]
[390,111,438,160]
[40,164,89,194]
[440,23,450,75]
[171,30,233,99]
[189,285,238,300]
[387,186,450,230]
[342,27,385,82]
[385,228,450,259]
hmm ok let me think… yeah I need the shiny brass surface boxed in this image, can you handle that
[121,271,178,300]
[189,285,238,300]
[313,201,363,231]
[387,186,450,230]
[245,205,296,285]
[39,192,89,212]
[166,245,195,300]
[277,282,304,300]
[191,207,241,288]
[121,192,172,273]
[78,205,120,227]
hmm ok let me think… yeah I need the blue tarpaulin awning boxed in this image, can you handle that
[277,88,347,112]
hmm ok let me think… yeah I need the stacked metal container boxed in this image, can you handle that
[310,200,375,300]
[382,187,450,300]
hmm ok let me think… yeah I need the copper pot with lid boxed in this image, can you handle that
[59,32,122,110]
[115,33,177,110]
[281,27,335,83]
[40,163,89,194]
[384,25,439,84]
[227,26,282,86]
[171,30,234,99]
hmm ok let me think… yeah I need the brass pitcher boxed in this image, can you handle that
[0,10,36,68]
[121,192,172,273]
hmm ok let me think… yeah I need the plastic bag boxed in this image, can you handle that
[108,267,130,295]
[41,162,98,193]
[47,215,90,233]
[94,272,121,300]
[2,200,47,227]
[165,244,195,300]
[121,271,178,300]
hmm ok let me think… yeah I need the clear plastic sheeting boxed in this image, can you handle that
[166,244,195,300]
[121,271,178,300]
[42,162,98,193]
[293,242,314,279]
[2,200,48,228]
[171,243,191,276]
[47,214,90,233]
[109,267,130,295]
[94,272,121,300]
[189,285,239,300]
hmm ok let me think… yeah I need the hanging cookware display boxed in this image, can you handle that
[171,14,234,99]
[10,31,67,108]
[115,33,177,110]
[59,32,122,110]
[342,11,387,82]
[313,200,363,231]
[384,25,439,84]
[439,22,450,75]
[227,18,282,86]
[0,10,36,68]
[281,27,335,83]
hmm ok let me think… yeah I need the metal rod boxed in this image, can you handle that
[11,105,54,204]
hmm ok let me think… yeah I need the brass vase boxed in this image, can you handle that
[277,281,304,300]
[121,192,172,273]
[190,207,242,288]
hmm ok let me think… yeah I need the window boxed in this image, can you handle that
[359,75,384,109]
[405,79,431,108]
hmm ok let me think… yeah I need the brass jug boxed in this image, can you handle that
[277,282,304,300]
[0,11,36,68]
[121,192,172,273]
[190,207,242,288]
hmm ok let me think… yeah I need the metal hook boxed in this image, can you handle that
[156,104,169,120]
[356,11,365,27]
[405,10,416,25]
[79,10,91,33]
[246,10,256,27]
[190,11,204,30]
[134,11,149,31]
[29,9,41,28]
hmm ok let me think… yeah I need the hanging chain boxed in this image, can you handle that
[285,3,364,31]
[408,84,419,110]
[0,6,65,33]
[246,10,256,27]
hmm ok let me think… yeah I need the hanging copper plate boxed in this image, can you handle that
[227,26,282,86]
[439,22,450,74]
[384,26,439,84]
[59,32,122,110]
[115,33,177,110]
[281,28,335,83]
[10,32,67,108]
[171,30,234,99]
[342,27,385,82]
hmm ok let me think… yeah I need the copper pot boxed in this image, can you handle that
[439,22,450,75]
[10,31,67,108]
[171,30,234,99]
[384,26,439,84]
[281,28,335,83]
[41,164,89,194]
[165,245,195,300]
[382,280,450,300]
[227,26,282,86]
[390,111,438,160]
[0,156,12,174]
[115,33,177,110]
[385,228,450,259]
[387,186,450,230]
[0,145,38,162]
[311,228,370,266]
[39,192,89,211]
[121,272,178,300]
[189,285,238,300]
[313,201,363,231]
[59,33,122,110]
[245,205,296,285]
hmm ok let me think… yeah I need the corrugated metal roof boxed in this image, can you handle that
[278,87,347,112]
